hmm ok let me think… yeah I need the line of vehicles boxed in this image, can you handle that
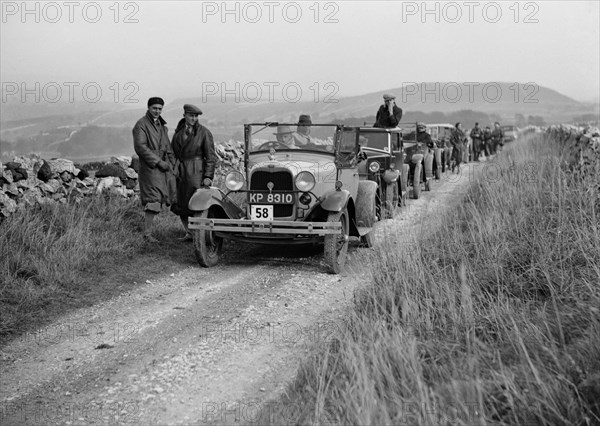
[188,122,516,273]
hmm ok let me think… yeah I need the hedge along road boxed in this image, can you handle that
[0,160,484,425]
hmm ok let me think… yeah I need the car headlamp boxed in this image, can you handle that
[295,171,316,192]
[225,170,245,191]
[369,161,381,173]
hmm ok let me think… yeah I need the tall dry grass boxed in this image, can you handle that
[271,134,600,425]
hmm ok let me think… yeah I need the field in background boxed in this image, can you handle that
[266,134,600,425]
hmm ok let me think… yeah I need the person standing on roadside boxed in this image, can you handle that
[491,122,505,154]
[133,97,176,242]
[450,122,467,173]
[483,125,493,157]
[470,122,483,161]
[374,94,403,128]
[171,104,217,241]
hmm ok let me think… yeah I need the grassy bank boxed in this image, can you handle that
[274,135,600,425]
[0,195,189,343]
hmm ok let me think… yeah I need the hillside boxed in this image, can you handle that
[1,83,597,161]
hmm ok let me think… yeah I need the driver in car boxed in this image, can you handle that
[273,126,296,147]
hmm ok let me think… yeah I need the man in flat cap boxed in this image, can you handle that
[374,94,403,128]
[133,97,176,242]
[170,104,217,241]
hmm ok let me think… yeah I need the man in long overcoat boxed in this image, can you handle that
[171,104,217,241]
[133,97,176,242]
[470,122,483,161]
[491,122,505,154]
[450,122,467,173]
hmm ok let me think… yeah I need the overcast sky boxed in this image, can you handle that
[1,0,599,106]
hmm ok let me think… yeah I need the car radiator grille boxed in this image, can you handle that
[250,170,294,217]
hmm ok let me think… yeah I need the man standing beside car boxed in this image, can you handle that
[470,122,483,161]
[133,97,176,243]
[374,94,403,128]
[450,122,467,173]
[483,125,493,157]
[170,104,217,241]
[491,122,505,154]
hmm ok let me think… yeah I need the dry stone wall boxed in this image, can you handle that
[0,141,245,218]
[545,124,600,179]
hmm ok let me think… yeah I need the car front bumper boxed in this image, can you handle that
[188,217,342,235]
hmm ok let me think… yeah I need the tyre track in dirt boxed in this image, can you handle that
[1,162,481,425]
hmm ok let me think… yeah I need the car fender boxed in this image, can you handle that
[411,153,424,165]
[382,169,400,184]
[320,189,351,212]
[188,188,244,218]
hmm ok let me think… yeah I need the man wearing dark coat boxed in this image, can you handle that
[374,94,403,128]
[171,104,217,241]
[470,122,483,161]
[491,122,505,154]
[133,97,176,242]
[416,122,434,149]
[483,126,493,156]
[450,122,467,173]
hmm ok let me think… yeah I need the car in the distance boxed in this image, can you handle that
[356,127,406,218]
[501,125,518,142]
[398,123,434,199]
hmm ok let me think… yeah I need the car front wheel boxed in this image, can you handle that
[193,209,223,267]
[324,209,349,274]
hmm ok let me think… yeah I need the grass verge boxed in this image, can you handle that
[269,134,600,425]
[0,194,192,345]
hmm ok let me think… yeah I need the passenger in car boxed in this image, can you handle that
[292,114,315,147]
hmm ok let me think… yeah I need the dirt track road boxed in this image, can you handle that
[0,162,479,425]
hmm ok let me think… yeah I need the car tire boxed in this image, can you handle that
[400,164,409,201]
[384,182,396,219]
[324,209,349,274]
[193,209,223,268]
[359,196,376,248]
[413,162,422,199]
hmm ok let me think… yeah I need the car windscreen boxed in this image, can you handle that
[248,124,336,153]
[439,127,453,138]
[358,132,389,151]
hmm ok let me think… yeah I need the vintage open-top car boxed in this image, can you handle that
[398,123,436,199]
[187,123,379,274]
[356,127,407,218]
[427,123,455,174]
[501,125,518,142]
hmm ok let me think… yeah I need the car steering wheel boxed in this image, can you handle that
[257,141,290,150]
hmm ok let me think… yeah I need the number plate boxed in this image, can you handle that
[250,205,273,221]
[248,192,294,205]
